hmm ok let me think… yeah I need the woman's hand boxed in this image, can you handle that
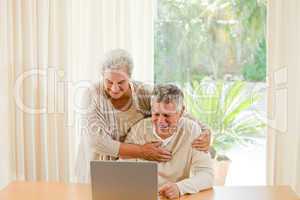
[140,142,172,162]
[192,129,211,152]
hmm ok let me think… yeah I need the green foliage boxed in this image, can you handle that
[155,0,267,84]
[184,78,266,153]
[242,38,266,81]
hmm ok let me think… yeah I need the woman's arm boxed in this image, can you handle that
[120,120,172,162]
[83,86,171,161]
[119,142,172,162]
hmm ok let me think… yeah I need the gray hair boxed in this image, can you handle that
[151,84,184,112]
[101,49,134,77]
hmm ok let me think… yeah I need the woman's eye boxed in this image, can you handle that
[106,80,113,85]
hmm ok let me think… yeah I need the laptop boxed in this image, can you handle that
[90,161,158,200]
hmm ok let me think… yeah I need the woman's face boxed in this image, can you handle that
[103,66,131,99]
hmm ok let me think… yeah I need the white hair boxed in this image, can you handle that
[151,84,184,112]
[101,49,134,77]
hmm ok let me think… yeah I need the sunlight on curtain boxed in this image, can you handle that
[0,0,154,188]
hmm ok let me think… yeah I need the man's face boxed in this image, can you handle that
[103,66,130,99]
[151,101,183,138]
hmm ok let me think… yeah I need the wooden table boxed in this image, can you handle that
[0,181,298,200]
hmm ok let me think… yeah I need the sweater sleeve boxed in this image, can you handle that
[82,87,121,157]
[75,86,121,183]
[176,150,214,195]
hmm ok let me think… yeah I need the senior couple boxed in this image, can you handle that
[76,49,214,199]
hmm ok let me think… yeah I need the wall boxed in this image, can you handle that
[267,0,300,196]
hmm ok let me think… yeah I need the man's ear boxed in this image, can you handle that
[180,105,185,117]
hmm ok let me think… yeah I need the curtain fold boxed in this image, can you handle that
[267,0,300,196]
[0,0,154,188]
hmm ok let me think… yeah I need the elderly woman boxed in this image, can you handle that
[75,49,211,183]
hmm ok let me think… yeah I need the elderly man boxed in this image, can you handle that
[123,84,214,200]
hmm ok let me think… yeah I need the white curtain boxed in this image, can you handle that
[267,0,300,196]
[0,0,154,189]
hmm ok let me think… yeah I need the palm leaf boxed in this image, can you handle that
[184,78,266,153]
[223,93,261,128]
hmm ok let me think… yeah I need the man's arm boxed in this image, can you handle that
[176,150,214,195]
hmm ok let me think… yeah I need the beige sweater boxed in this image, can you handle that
[124,117,214,195]
[75,81,152,182]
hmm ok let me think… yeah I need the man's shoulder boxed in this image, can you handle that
[180,117,203,139]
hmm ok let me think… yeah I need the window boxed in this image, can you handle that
[154,0,267,185]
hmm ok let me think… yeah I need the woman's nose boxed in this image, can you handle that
[111,83,120,92]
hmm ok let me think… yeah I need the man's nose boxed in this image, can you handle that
[157,115,166,124]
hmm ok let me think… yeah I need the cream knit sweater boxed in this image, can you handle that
[124,117,214,195]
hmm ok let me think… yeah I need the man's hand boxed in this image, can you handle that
[159,182,180,200]
[192,129,211,152]
[140,142,172,162]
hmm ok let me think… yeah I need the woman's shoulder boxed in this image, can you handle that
[80,81,105,104]
[132,81,153,95]
[83,81,104,96]
[131,81,152,116]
